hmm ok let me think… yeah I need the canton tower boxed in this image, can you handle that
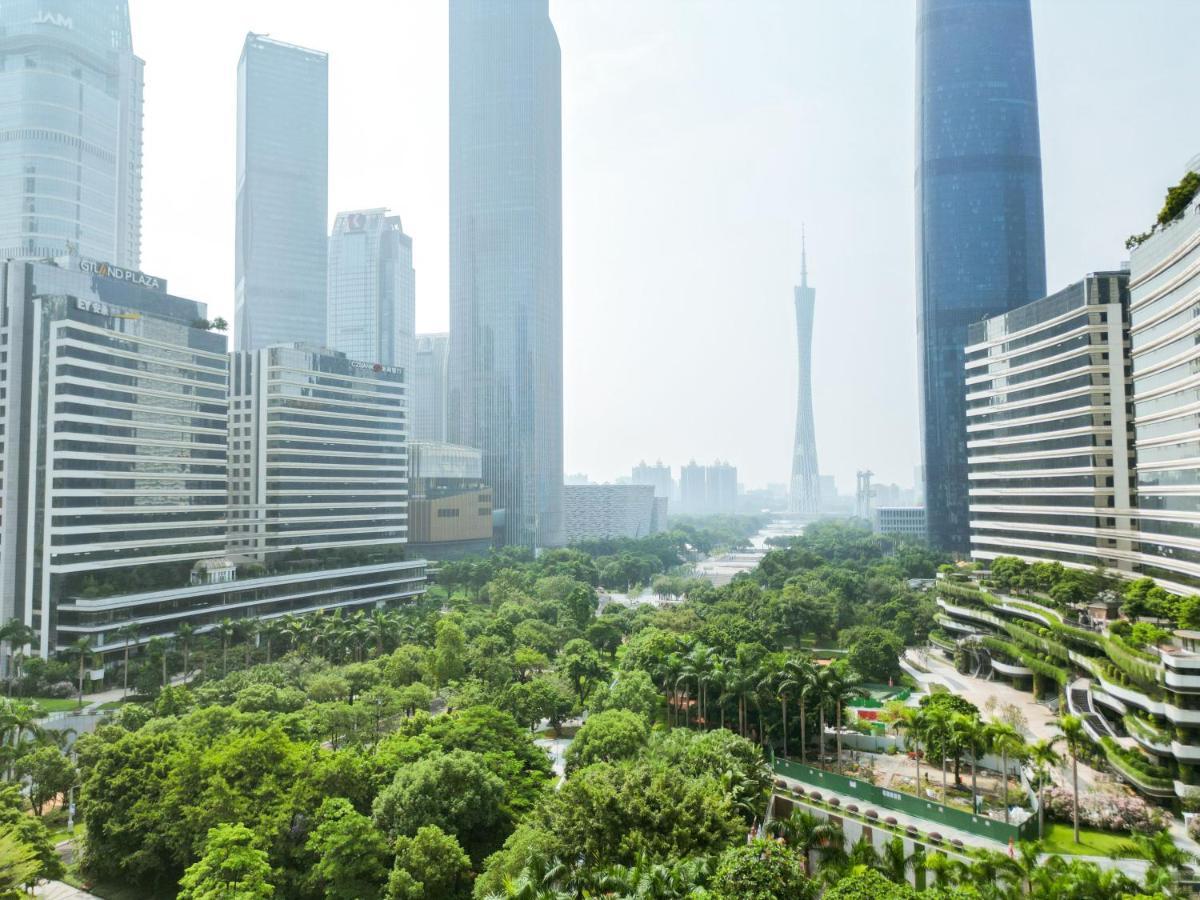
[790,236,820,514]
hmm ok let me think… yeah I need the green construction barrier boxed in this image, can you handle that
[773,758,1037,844]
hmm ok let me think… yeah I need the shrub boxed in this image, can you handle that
[1042,786,1168,834]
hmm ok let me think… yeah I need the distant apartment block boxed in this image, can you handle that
[632,460,674,499]
[564,484,665,543]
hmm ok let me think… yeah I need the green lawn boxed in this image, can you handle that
[1041,823,1132,856]
[25,697,81,714]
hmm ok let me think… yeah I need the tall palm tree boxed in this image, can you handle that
[1057,714,1085,845]
[259,619,283,664]
[681,644,712,728]
[813,665,834,766]
[655,652,683,728]
[68,636,92,707]
[0,619,34,690]
[921,704,955,803]
[146,636,168,687]
[235,617,258,667]
[1027,736,1062,840]
[953,713,988,811]
[823,662,865,774]
[723,652,760,739]
[115,622,140,698]
[216,618,236,676]
[795,660,819,765]
[987,721,1026,824]
[369,608,398,657]
[775,654,813,759]
[175,622,195,678]
[894,707,924,796]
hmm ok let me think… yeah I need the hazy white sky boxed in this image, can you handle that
[130,0,1200,495]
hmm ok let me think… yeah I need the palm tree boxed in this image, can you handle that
[146,637,168,687]
[1057,714,1085,845]
[1113,830,1195,894]
[67,637,92,707]
[920,704,955,803]
[259,619,283,664]
[953,713,987,812]
[823,662,865,774]
[1012,840,1043,897]
[115,622,140,698]
[680,644,712,728]
[175,622,195,678]
[369,608,398,657]
[894,707,924,797]
[655,652,683,728]
[775,654,813,759]
[813,665,834,766]
[987,721,1026,824]
[0,619,34,690]
[235,617,258,667]
[216,618,236,675]
[765,809,843,878]
[880,835,911,885]
[794,661,820,765]
[1027,736,1062,839]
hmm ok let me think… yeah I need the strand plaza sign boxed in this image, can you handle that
[78,258,167,293]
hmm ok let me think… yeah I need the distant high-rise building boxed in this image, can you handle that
[679,461,707,514]
[632,460,674,499]
[916,0,1046,552]
[413,333,449,442]
[235,34,328,352]
[327,209,415,377]
[0,1,143,266]
[448,0,563,548]
[706,461,738,516]
[790,237,820,514]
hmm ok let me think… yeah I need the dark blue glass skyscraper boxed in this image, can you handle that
[916,0,1046,552]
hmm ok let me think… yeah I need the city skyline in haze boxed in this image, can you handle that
[128,0,1200,495]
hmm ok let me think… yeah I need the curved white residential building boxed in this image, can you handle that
[964,272,1135,572]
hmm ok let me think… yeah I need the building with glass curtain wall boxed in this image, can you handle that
[965,272,1135,573]
[413,333,449,442]
[327,208,415,377]
[448,0,563,548]
[235,34,328,352]
[0,0,143,266]
[916,0,1047,552]
[1129,186,1200,594]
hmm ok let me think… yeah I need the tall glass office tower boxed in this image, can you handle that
[916,0,1046,552]
[448,0,563,549]
[327,208,415,377]
[0,1,143,266]
[790,240,820,514]
[235,34,328,352]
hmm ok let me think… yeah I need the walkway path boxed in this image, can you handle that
[32,882,99,899]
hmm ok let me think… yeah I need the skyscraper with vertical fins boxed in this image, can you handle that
[916,0,1046,551]
[790,237,820,514]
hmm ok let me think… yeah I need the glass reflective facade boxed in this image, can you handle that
[0,0,143,266]
[916,0,1047,552]
[327,208,415,376]
[964,273,1135,573]
[448,0,563,548]
[1129,193,1200,593]
[235,34,328,351]
[412,332,448,442]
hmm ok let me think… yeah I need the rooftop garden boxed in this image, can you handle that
[1127,170,1200,249]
